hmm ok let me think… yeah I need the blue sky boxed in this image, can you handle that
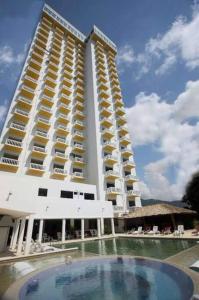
[0,0,199,200]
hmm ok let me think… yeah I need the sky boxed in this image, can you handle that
[0,0,199,201]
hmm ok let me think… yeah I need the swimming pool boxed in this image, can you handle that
[19,257,194,300]
[55,237,197,259]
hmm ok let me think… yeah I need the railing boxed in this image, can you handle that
[102,128,114,135]
[15,108,29,117]
[73,157,84,163]
[26,66,40,75]
[107,187,121,193]
[75,110,84,116]
[103,141,116,148]
[73,143,84,149]
[6,139,22,147]
[101,107,113,114]
[53,168,66,174]
[45,76,56,83]
[113,206,123,212]
[100,117,113,123]
[40,105,51,113]
[33,146,45,153]
[0,157,18,165]
[125,174,138,180]
[72,172,84,177]
[123,160,135,167]
[58,113,69,121]
[30,58,41,66]
[24,75,37,83]
[104,154,117,161]
[30,163,44,170]
[56,137,66,143]
[57,124,69,131]
[35,130,48,138]
[55,152,67,158]
[44,85,55,92]
[105,170,119,177]
[61,84,72,92]
[127,190,141,197]
[74,120,84,126]
[41,94,53,102]
[58,103,71,110]
[38,117,49,124]
[74,130,84,137]
[10,123,25,131]
[18,96,32,105]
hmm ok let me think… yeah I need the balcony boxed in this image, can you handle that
[115,99,124,108]
[43,85,55,98]
[17,96,32,110]
[65,51,74,61]
[51,46,61,58]
[35,130,49,143]
[123,160,135,169]
[57,113,70,124]
[52,168,67,179]
[112,84,121,93]
[105,170,120,179]
[46,68,58,80]
[121,148,133,157]
[74,101,84,111]
[58,103,71,114]
[75,92,84,102]
[37,117,50,130]
[54,151,68,162]
[23,75,38,89]
[56,124,70,135]
[98,74,108,84]
[72,172,85,181]
[106,187,121,195]
[98,89,110,99]
[64,61,73,73]
[55,137,68,149]
[62,76,72,88]
[45,76,57,88]
[10,122,26,137]
[29,58,42,71]
[14,108,29,123]
[60,85,72,96]
[40,94,54,107]
[72,157,85,166]
[26,66,40,80]
[96,61,106,72]
[0,157,19,172]
[50,53,59,65]
[102,128,114,139]
[120,136,131,146]
[125,174,138,183]
[100,117,113,128]
[73,120,85,130]
[38,26,49,38]
[32,146,46,158]
[104,155,117,165]
[74,110,85,120]
[37,31,48,44]
[73,130,85,141]
[118,125,128,135]
[63,69,73,80]
[59,93,71,105]
[75,84,84,95]
[27,163,45,175]
[4,138,22,153]
[20,85,35,100]
[116,116,127,126]
[39,105,52,118]
[64,56,73,67]
[75,70,84,80]
[127,190,141,197]
[99,98,111,108]
[103,141,116,151]
[116,107,125,116]
[112,91,122,100]
[98,82,109,92]
[97,67,106,77]
[100,107,112,118]
[33,44,45,58]
[73,143,85,153]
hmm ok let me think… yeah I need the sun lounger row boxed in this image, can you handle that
[127,225,186,236]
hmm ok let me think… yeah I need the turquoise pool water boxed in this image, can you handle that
[19,257,194,300]
[55,237,197,259]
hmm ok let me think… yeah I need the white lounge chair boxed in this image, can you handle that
[133,226,143,234]
[148,226,160,235]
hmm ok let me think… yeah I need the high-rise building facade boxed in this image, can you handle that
[0,4,141,254]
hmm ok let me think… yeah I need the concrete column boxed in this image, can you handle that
[81,219,85,240]
[101,218,104,235]
[38,219,44,242]
[70,219,74,229]
[111,218,115,236]
[62,219,66,242]
[10,218,20,250]
[97,218,101,238]
[24,215,34,255]
[16,218,26,255]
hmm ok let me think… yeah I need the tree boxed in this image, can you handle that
[182,171,199,215]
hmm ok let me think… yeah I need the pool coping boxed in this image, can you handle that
[2,254,199,300]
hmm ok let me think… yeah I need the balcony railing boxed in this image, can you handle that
[18,96,32,105]
[15,108,29,117]
[105,170,120,177]
[10,123,25,132]
[73,157,84,163]
[127,190,141,197]
[38,117,50,124]
[5,139,22,147]
[56,137,67,144]
[53,168,67,175]
[35,130,48,138]
[104,155,117,161]
[55,152,68,159]
[0,157,18,166]
[30,163,44,170]
[125,175,138,181]
[106,187,121,193]
[33,146,46,153]
[72,172,84,177]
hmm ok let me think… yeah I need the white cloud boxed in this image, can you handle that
[127,80,199,200]
[0,45,26,67]
[0,101,8,125]
[118,3,199,77]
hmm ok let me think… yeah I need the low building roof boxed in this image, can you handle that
[119,203,196,219]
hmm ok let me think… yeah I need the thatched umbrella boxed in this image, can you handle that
[119,204,196,228]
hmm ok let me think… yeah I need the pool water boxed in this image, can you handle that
[19,257,194,300]
[55,237,197,259]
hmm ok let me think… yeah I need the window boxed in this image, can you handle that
[84,193,95,200]
[74,191,78,195]
[38,188,48,197]
[129,201,135,207]
[112,200,116,206]
[60,190,73,198]
[80,192,83,195]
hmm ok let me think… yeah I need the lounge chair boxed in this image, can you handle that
[162,227,171,235]
[178,225,184,235]
[148,226,160,235]
[127,228,135,234]
[75,230,81,238]
[133,226,143,234]
[143,227,151,234]
[43,233,51,243]
[192,229,199,236]
[57,232,62,241]
[90,229,97,237]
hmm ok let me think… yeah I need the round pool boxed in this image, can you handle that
[19,257,193,300]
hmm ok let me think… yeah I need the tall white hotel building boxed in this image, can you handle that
[0,4,141,254]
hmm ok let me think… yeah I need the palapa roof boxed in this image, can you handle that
[120,203,196,219]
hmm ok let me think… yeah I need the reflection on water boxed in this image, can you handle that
[19,257,193,300]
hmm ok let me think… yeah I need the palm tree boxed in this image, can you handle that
[182,171,199,215]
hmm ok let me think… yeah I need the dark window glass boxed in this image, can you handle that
[112,200,116,206]
[80,192,83,195]
[38,188,48,197]
[74,191,78,195]
[84,193,95,200]
[60,190,73,198]
[129,201,135,207]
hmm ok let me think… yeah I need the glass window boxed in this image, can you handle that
[60,190,73,198]
[38,188,48,197]
[84,193,95,200]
